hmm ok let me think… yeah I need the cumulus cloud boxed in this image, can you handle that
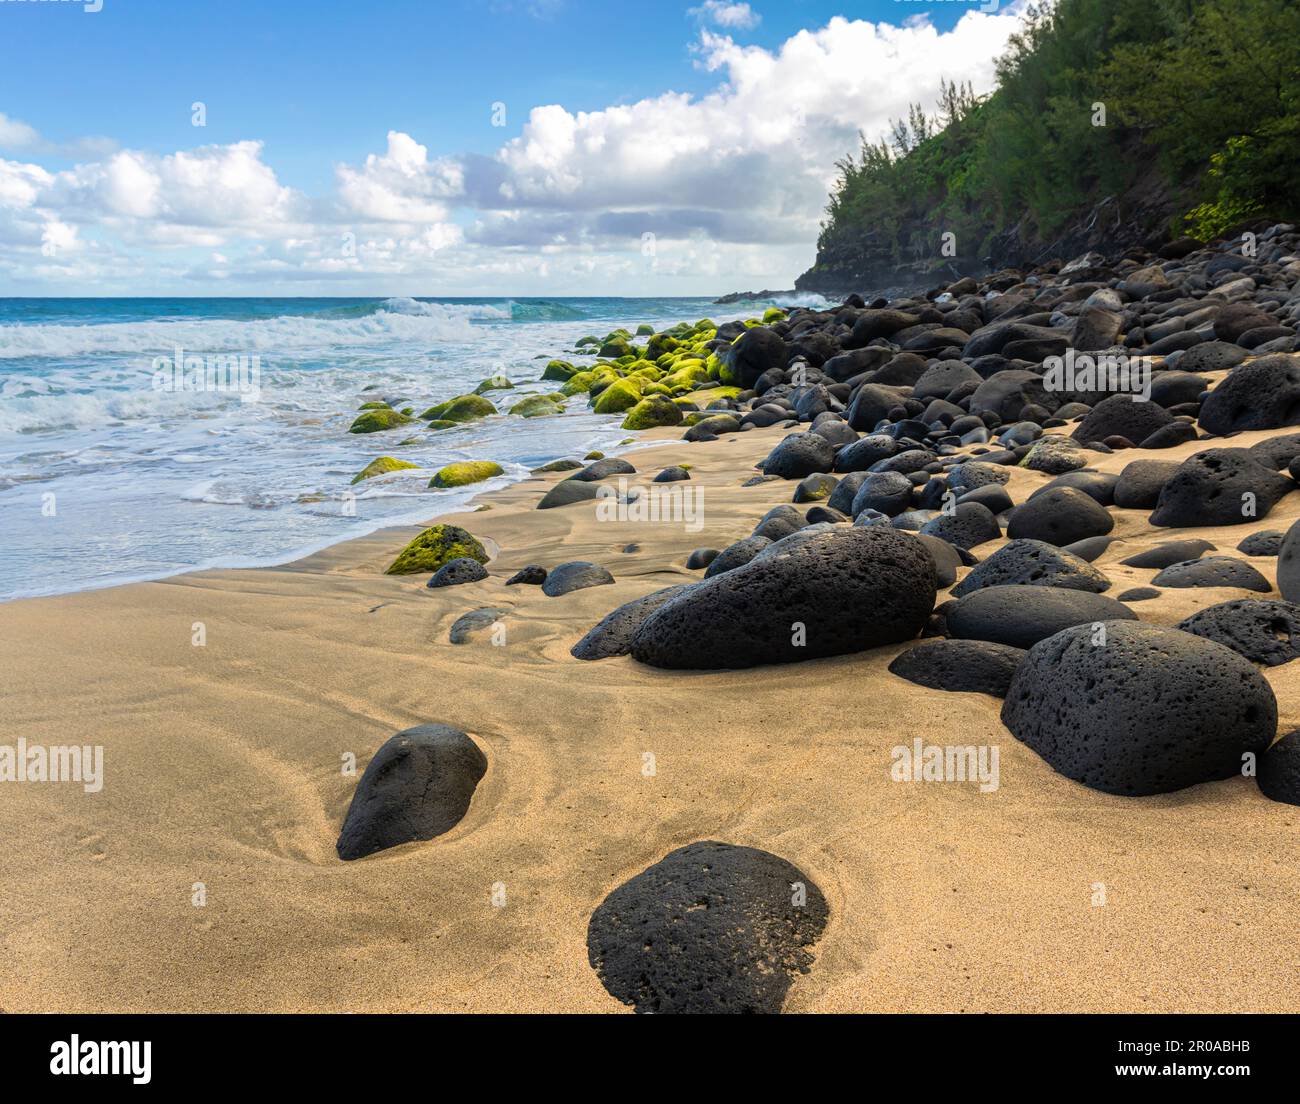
[0,6,1030,293]
[689,2,760,31]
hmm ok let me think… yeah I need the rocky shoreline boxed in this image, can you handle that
[332,225,1300,1011]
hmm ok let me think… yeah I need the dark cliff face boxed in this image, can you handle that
[797,159,1186,300]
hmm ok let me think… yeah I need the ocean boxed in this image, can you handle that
[0,295,825,600]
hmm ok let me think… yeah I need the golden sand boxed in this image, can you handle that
[0,421,1296,1012]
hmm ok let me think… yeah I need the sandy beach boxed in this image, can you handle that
[2,412,1296,1014]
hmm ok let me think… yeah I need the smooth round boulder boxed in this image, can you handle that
[762,432,836,479]
[948,585,1137,649]
[1151,556,1271,592]
[630,527,937,670]
[1113,459,1179,509]
[1120,539,1216,569]
[1007,486,1115,546]
[541,561,615,597]
[337,724,487,860]
[918,501,1001,551]
[1001,621,1276,796]
[851,471,914,518]
[888,639,1025,697]
[586,841,828,1014]
[1071,395,1174,445]
[1278,518,1300,602]
[685,547,719,570]
[1237,530,1284,557]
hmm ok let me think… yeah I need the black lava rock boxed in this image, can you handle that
[1238,530,1284,557]
[685,547,719,569]
[1177,598,1300,665]
[586,840,828,1014]
[1113,459,1179,509]
[427,557,489,588]
[948,584,1137,649]
[569,457,637,482]
[1120,539,1216,568]
[337,724,487,860]
[1149,449,1292,528]
[1258,730,1300,806]
[1151,557,1271,592]
[1007,486,1115,546]
[572,585,692,660]
[762,432,836,479]
[505,564,548,585]
[1198,355,1300,435]
[888,639,1026,697]
[1072,395,1174,446]
[541,561,615,597]
[538,479,602,509]
[1001,621,1275,796]
[630,527,936,670]
[918,501,1001,551]
[654,466,691,483]
[951,538,1110,597]
[705,534,772,577]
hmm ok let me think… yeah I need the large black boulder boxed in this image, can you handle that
[1198,355,1300,435]
[337,724,487,860]
[724,327,789,389]
[542,561,615,597]
[1149,449,1293,528]
[1007,486,1115,546]
[761,432,835,479]
[630,527,936,669]
[1071,395,1174,446]
[918,501,1001,551]
[948,585,1136,649]
[586,840,829,1014]
[1001,622,1276,796]
[888,639,1025,697]
[1177,599,1300,665]
[1113,459,1179,509]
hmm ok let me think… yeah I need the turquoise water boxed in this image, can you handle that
[0,295,823,599]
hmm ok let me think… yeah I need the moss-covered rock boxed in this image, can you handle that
[357,400,393,411]
[561,367,617,397]
[425,419,459,431]
[351,456,419,484]
[575,335,600,348]
[349,408,416,434]
[598,335,636,359]
[635,323,655,335]
[585,451,605,461]
[542,359,579,382]
[385,524,489,575]
[430,461,505,488]
[509,394,563,418]
[622,395,685,430]
[592,377,644,414]
[645,333,681,360]
[419,394,497,422]
[762,306,788,323]
[474,375,514,394]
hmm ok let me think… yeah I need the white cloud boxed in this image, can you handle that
[689,1,760,31]
[0,112,41,151]
[0,7,1031,293]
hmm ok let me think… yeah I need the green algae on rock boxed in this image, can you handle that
[351,456,419,484]
[622,395,684,430]
[509,394,563,417]
[385,524,489,575]
[430,461,505,488]
[349,408,416,434]
[418,394,497,422]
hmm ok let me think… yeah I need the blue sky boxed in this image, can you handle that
[0,0,1024,295]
